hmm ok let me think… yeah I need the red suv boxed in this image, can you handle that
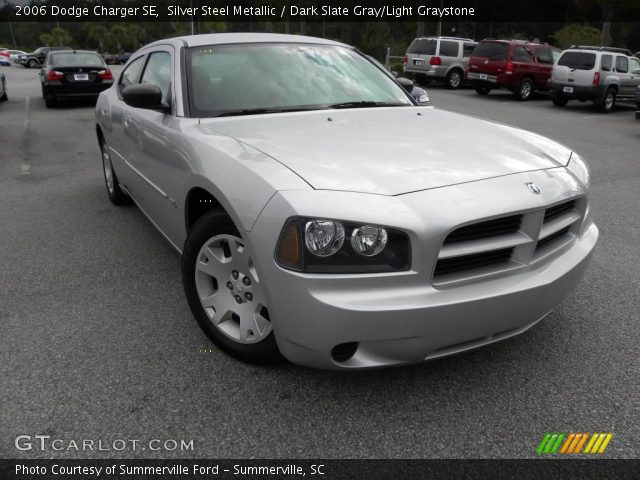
[467,40,560,100]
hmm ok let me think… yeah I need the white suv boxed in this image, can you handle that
[548,46,640,113]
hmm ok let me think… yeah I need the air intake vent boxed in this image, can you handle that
[544,200,575,223]
[434,248,514,277]
[444,215,522,244]
[536,226,570,251]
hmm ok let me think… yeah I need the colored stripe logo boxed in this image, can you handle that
[537,433,613,454]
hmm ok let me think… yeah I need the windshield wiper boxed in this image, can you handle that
[217,106,320,117]
[328,101,408,109]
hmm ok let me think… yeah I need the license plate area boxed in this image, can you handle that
[479,73,488,80]
[74,73,89,81]
[563,86,574,93]
[413,59,424,66]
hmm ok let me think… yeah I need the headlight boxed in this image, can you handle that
[418,93,430,105]
[276,217,410,273]
[567,152,591,189]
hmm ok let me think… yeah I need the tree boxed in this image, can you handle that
[40,27,72,47]
[88,25,111,52]
[552,24,603,49]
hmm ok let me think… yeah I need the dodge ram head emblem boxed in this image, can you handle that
[525,182,541,194]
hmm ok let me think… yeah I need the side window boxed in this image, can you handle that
[462,43,476,57]
[600,55,612,72]
[512,46,532,62]
[438,41,459,57]
[535,47,552,64]
[615,56,628,73]
[119,56,145,93]
[140,51,172,105]
[629,57,640,73]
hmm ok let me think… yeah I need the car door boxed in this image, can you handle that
[123,47,186,243]
[511,46,534,84]
[625,57,640,98]
[533,47,554,87]
[614,56,632,97]
[106,54,147,192]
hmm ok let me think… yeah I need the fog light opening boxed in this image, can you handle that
[331,342,359,363]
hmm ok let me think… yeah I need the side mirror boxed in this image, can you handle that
[397,77,415,93]
[633,69,640,75]
[122,84,164,110]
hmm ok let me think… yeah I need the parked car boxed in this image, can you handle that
[6,50,27,62]
[40,50,113,108]
[114,52,132,65]
[403,36,477,89]
[0,49,11,66]
[18,46,72,68]
[96,33,597,369]
[467,39,561,100]
[0,70,7,101]
[548,46,640,113]
[102,53,117,65]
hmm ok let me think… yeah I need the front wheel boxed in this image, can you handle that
[515,78,534,101]
[100,137,130,205]
[182,210,280,364]
[474,85,491,95]
[27,59,38,69]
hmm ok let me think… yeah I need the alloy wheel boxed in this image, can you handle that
[194,234,272,344]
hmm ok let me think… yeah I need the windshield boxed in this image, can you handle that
[188,43,412,117]
[50,53,104,67]
[473,42,509,60]
[558,52,596,70]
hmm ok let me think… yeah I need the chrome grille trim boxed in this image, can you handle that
[433,197,584,287]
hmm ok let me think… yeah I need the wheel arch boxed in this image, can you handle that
[184,183,236,236]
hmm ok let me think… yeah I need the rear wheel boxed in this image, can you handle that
[552,96,568,107]
[445,69,463,89]
[182,210,280,364]
[474,85,492,95]
[515,78,534,101]
[595,88,616,113]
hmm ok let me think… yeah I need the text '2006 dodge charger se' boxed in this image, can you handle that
[95,34,598,369]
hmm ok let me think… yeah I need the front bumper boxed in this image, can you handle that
[248,169,597,369]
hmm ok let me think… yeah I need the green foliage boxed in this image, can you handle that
[552,24,604,49]
[39,27,73,47]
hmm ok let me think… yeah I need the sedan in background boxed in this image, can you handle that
[96,33,597,369]
[0,50,10,67]
[40,50,113,108]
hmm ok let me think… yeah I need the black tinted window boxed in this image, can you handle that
[535,47,552,64]
[407,39,437,55]
[141,51,172,104]
[615,56,628,73]
[600,55,612,71]
[463,43,476,57]
[119,56,144,91]
[439,41,459,57]
[50,53,103,67]
[513,46,532,62]
[558,52,596,70]
[472,42,508,60]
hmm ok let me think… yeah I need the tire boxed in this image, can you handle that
[552,96,568,107]
[182,210,281,364]
[474,85,492,95]
[100,137,130,205]
[515,78,534,101]
[595,88,616,113]
[445,69,463,89]
[44,94,57,108]
[0,80,7,102]
[27,59,38,69]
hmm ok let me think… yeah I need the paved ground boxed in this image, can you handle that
[0,65,638,459]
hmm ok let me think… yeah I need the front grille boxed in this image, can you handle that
[444,215,522,244]
[536,226,570,251]
[433,197,584,286]
[434,248,513,277]
[544,200,575,223]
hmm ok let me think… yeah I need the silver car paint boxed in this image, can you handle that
[96,33,598,369]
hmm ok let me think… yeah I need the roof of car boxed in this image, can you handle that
[145,33,348,49]
[479,39,548,47]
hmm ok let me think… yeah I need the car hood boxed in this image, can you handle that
[199,107,571,196]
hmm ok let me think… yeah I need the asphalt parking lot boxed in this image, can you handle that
[1,65,638,459]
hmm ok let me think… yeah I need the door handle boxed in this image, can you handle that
[123,115,131,128]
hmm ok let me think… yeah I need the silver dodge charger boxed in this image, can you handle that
[95,33,598,369]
